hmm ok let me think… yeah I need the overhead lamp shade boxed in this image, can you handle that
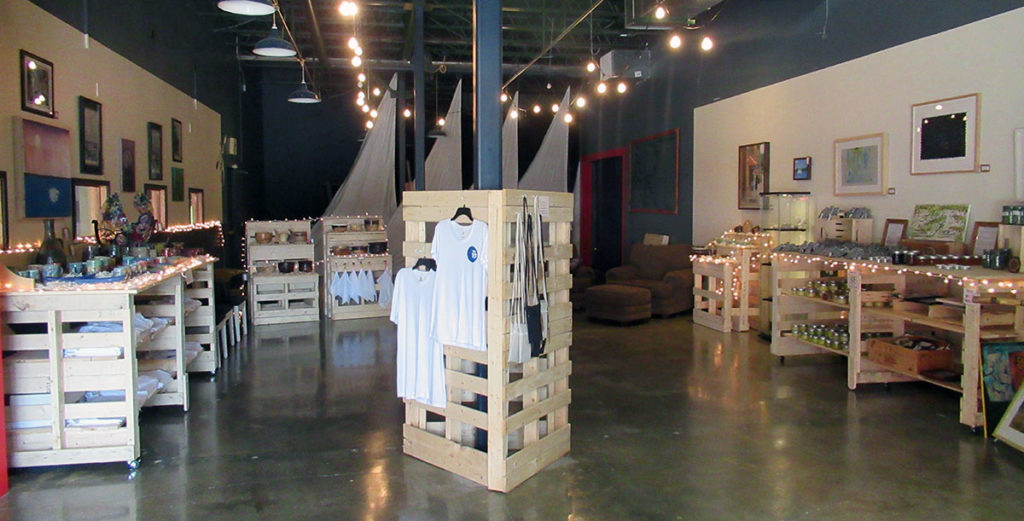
[288,83,321,104]
[254,28,296,57]
[217,0,275,16]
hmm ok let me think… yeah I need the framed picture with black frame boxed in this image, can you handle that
[20,50,54,118]
[78,96,102,175]
[0,171,8,250]
[793,156,811,180]
[171,118,183,163]
[147,122,163,180]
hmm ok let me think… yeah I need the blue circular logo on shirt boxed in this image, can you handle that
[467,246,479,262]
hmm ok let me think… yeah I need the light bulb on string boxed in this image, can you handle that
[509,110,519,119]
[616,81,627,94]
[370,109,378,118]
[357,90,365,99]
[654,5,668,19]
[575,96,587,108]
[701,36,714,51]
[357,72,366,82]
[551,103,560,113]
[365,120,374,129]
[437,117,446,127]
[354,47,363,56]
[500,92,509,102]
[532,104,542,114]
[372,87,381,96]
[351,56,362,67]
[361,104,370,113]
[356,97,365,107]
[563,113,574,123]
[348,36,360,50]
[339,1,358,16]
[586,61,597,73]
[596,82,608,94]
[402,108,412,118]
[669,34,682,49]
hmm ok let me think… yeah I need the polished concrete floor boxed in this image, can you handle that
[2,314,1024,520]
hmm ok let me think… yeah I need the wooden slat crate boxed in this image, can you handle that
[183,262,218,373]
[400,189,572,493]
[246,220,320,325]
[317,216,390,321]
[692,258,736,333]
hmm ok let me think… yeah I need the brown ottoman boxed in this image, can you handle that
[585,284,652,324]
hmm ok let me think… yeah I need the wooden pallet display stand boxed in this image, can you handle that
[400,189,573,492]
[693,258,736,333]
[316,216,390,320]
[0,260,212,468]
[770,253,1020,428]
[246,220,319,325]
[183,262,219,373]
[714,242,762,331]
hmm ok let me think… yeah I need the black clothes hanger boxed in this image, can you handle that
[452,205,473,222]
[412,257,437,271]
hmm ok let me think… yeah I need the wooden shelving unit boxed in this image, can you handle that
[1,258,215,468]
[316,216,390,321]
[771,253,1024,429]
[245,220,319,326]
[400,189,572,493]
[183,262,218,373]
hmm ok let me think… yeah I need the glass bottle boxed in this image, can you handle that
[35,219,68,266]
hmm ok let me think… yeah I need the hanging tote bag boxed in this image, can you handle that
[508,210,531,363]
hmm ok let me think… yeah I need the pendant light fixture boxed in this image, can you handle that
[217,0,275,16]
[254,14,296,57]
[288,61,320,104]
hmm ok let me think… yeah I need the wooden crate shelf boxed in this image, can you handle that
[1,258,214,468]
[770,252,1024,429]
[400,189,572,493]
[246,220,320,326]
[316,216,390,321]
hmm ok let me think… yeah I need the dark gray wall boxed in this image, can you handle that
[582,0,1024,247]
[258,66,366,219]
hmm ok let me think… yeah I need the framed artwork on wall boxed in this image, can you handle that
[78,97,103,175]
[171,167,185,202]
[171,118,183,163]
[628,129,679,214]
[24,173,72,218]
[793,156,811,180]
[13,117,72,219]
[20,50,54,118]
[880,218,908,248]
[834,133,886,196]
[148,122,163,180]
[911,93,979,175]
[738,142,769,209]
[121,139,136,192]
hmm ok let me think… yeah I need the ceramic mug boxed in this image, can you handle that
[42,263,62,279]
[25,269,41,282]
[67,262,85,275]
[86,259,105,274]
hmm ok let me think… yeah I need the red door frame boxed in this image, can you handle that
[579,147,627,267]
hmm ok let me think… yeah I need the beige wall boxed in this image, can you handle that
[0,0,222,245]
[693,8,1024,245]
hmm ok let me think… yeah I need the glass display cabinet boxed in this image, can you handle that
[758,191,813,339]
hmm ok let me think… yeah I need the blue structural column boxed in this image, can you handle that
[413,0,426,190]
[473,0,502,190]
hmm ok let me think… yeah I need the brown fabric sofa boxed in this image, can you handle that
[605,243,694,316]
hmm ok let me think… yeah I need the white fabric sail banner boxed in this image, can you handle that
[425,80,463,191]
[519,88,570,192]
[322,74,398,220]
[502,92,520,189]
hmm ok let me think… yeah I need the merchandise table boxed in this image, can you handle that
[0,256,217,468]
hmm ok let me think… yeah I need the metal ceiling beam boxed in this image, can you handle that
[238,55,587,77]
[302,0,332,71]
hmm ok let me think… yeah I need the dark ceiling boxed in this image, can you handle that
[214,0,724,102]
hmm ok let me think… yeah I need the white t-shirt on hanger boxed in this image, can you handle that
[391,268,446,407]
[430,218,489,351]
